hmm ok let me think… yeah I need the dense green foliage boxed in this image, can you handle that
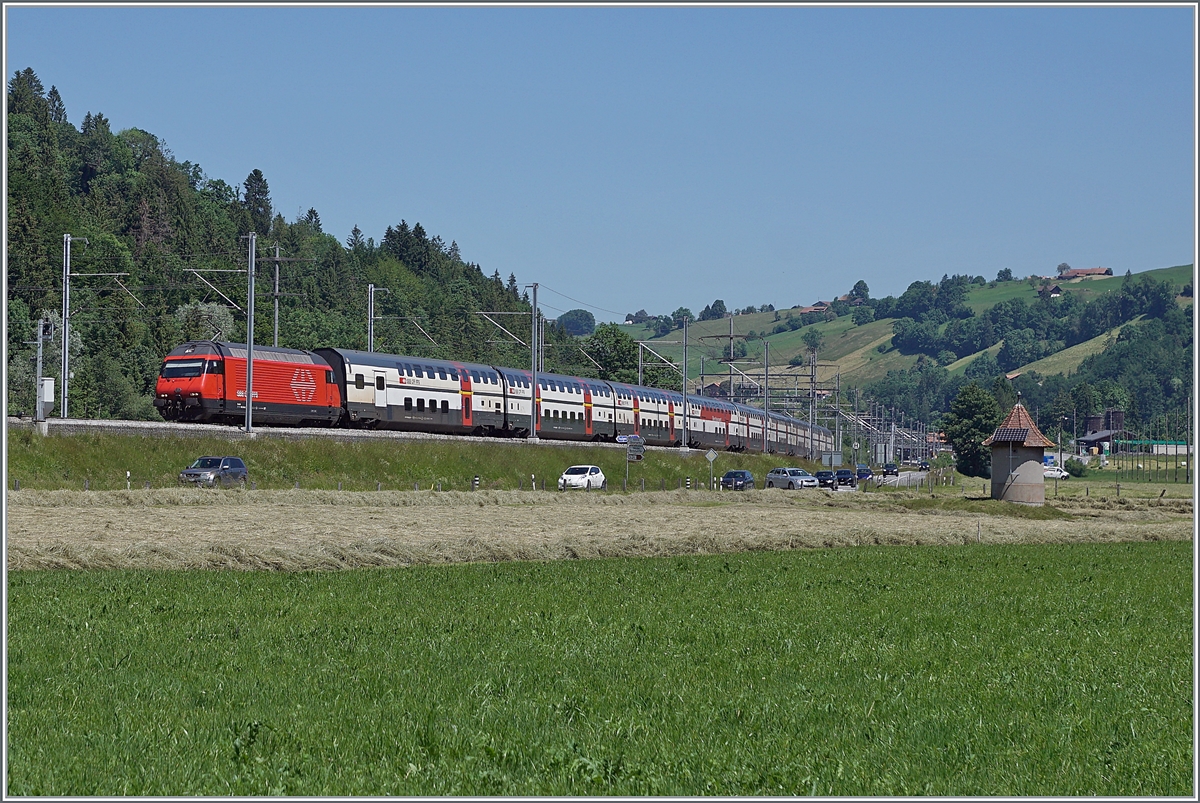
[7,542,1191,795]
[941,383,1003,478]
[863,295,1191,435]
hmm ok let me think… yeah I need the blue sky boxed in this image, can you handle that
[5,4,1195,323]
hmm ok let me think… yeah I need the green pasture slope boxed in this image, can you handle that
[7,542,1191,795]
[617,263,1192,386]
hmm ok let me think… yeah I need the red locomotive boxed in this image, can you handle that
[154,341,342,426]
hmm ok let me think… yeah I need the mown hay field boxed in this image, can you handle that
[5,486,1192,570]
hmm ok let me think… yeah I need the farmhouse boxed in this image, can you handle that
[1060,267,1113,280]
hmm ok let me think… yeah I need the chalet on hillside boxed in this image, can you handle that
[1060,267,1113,280]
[795,301,831,314]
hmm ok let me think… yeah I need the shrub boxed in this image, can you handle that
[1065,457,1089,477]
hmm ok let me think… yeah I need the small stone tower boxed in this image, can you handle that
[982,395,1055,505]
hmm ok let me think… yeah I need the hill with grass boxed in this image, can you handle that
[620,263,1192,431]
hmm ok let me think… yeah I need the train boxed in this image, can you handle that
[153,340,835,456]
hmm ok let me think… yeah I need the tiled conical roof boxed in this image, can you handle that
[982,400,1056,448]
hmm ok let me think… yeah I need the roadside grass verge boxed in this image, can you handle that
[6,542,1192,796]
[4,428,806,492]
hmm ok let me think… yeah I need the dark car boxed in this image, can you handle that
[856,464,873,481]
[179,456,248,488]
[883,462,899,476]
[918,460,931,471]
[815,470,836,488]
[835,468,857,488]
[720,470,755,491]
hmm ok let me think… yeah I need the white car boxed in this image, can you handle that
[765,467,818,489]
[558,465,607,490]
[1044,466,1069,480]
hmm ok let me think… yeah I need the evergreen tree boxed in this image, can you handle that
[303,207,322,232]
[242,169,272,235]
[46,85,66,123]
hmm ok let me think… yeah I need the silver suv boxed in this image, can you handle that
[179,456,248,487]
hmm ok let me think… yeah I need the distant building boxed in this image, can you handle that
[795,301,831,314]
[1060,267,1113,280]
[982,397,1055,506]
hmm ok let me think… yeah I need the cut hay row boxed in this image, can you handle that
[6,489,1191,571]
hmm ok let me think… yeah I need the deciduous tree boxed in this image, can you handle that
[942,382,1002,478]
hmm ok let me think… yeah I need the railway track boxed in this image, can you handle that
[5,416,680,454]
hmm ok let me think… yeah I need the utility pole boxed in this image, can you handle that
[26,318,53,422]
[527,283,539,441]
[682,316,689,449]
[257,245,312,347]
[244,232,256,434]
[762,339,770,453]
[60,234,88,418]
[367,283,390,352]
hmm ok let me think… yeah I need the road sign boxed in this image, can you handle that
[626,434,645,462]
[616,435,629,444]
[705,449,718,463]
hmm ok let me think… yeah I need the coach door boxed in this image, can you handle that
[373,370,387,409]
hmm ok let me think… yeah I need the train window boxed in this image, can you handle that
[438,369,447,380]
[376,376,385,391]
[205,360,224,375]
[417,399,425,412]
[442,400,449,414]
[326,370,334,383]
[450,369,458,381]
[355,374,365,389]
[430,398,437,412]
[471,370,480,382]
[405,397,412,410]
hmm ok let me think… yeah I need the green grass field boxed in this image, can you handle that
[6,542,1191,795]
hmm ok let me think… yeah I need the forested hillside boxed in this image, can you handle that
[6,68,561,419]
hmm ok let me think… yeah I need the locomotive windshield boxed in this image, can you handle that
[160,359,205,378]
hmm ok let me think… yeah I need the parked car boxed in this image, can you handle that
[720,470,755,490]
[835,468,857,488]
[558,464,607,490]
[765,467,818,489]
[918,460,931,471]
[883,463,899,477]
[815,470,836,488]
[179,456,248,488]
[856,464,873,481]
[1044,466,1069,480]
